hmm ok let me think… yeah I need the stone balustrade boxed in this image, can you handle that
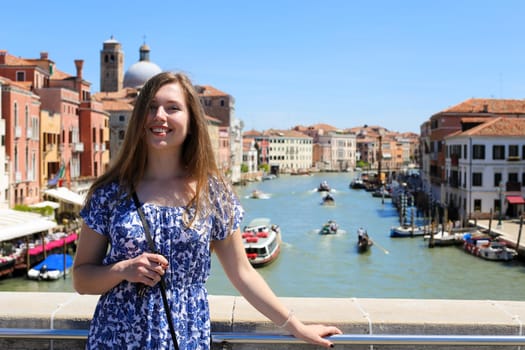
[1,292,525,349]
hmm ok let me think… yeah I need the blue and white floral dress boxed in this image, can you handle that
[79,179,244,349]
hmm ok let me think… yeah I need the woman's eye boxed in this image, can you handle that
[168,105,180,112]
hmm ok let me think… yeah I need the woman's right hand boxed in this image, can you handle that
[122,252,169,286]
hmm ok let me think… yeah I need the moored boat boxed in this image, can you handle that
[242,218,282,267]
[424,231,465,247]
[349,177,366,189]
[0,256,16,277]
[462,234,517,261]
[357,227,373,253]
[390,224,426,238]
[27,253,74,280]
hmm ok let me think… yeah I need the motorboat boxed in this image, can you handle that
[242,218,282,267]
[250,189,269,199]
[319,220,338,235]
[462,234,517,261]
[317,181,331,192]
[349,177,366,189]
[27,254,74,280]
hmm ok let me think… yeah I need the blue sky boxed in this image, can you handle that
[2,1,524,133]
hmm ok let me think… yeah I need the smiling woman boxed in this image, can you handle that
[72,71,341,350]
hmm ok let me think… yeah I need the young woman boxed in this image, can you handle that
[73,71,341,349]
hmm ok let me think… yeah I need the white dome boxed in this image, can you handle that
[123,61,162,89]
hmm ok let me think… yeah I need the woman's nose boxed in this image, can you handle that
[153,106,167,119]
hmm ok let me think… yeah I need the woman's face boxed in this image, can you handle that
[144,82,190,153]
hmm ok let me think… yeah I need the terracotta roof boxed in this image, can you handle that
[50,68,71,80]
[443,98,525,114]
[264,128,311,138]
[243,129,263,137]
[0,51,33,65]
[460,117,492,123]
[197,85,228,97]
[100,99,133,111]
[454,117,525,137]
[309,123,338,131]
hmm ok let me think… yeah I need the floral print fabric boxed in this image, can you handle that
[79,179,244,349]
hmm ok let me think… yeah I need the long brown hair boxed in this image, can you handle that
[85,71,223,225]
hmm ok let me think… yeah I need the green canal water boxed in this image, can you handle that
[1,172,524,300]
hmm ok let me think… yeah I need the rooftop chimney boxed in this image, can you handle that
[40,52,48,60]
[75,59,84,79]
[0,50,7,64]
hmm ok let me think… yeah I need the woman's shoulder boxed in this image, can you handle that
[89,181,126,204]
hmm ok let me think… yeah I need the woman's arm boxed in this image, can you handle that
[213,228,342,348]
[72,223,168,295]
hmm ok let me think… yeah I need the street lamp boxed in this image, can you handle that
[497,181,504,228]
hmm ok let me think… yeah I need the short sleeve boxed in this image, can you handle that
[210,178,244,241]
[79,182,119,237]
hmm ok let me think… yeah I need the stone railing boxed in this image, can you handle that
[1,292,525,350]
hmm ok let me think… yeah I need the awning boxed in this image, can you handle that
[44,187,85,206]
[0,209,57,242]
[29,200,60,209]
[506,195,525,205]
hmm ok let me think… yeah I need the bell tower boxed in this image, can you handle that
[100,36,124,92]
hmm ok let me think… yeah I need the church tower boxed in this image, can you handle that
[100,36,124,92]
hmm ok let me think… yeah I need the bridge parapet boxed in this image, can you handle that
[1,292,524,349]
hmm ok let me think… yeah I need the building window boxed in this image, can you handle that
[16,71,25,81]
[14,102,18,127]
[119,115,125,122]
[494,199,501,214]
[509,145,519,157]
[474,199,482,211]
[472,145,485,159]
[493,145,505,160]
[509,173,518,183]
[494,173,502,187]
[472,172,482,186]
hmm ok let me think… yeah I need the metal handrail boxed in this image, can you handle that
[0,328,524,346]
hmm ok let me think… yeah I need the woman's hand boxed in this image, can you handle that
[121,252,169,287]
[289,323,343,348]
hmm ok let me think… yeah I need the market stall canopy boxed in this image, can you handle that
[44,187,85,206]
[0,209,57,242]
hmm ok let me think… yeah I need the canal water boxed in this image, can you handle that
[1,172,525,301]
